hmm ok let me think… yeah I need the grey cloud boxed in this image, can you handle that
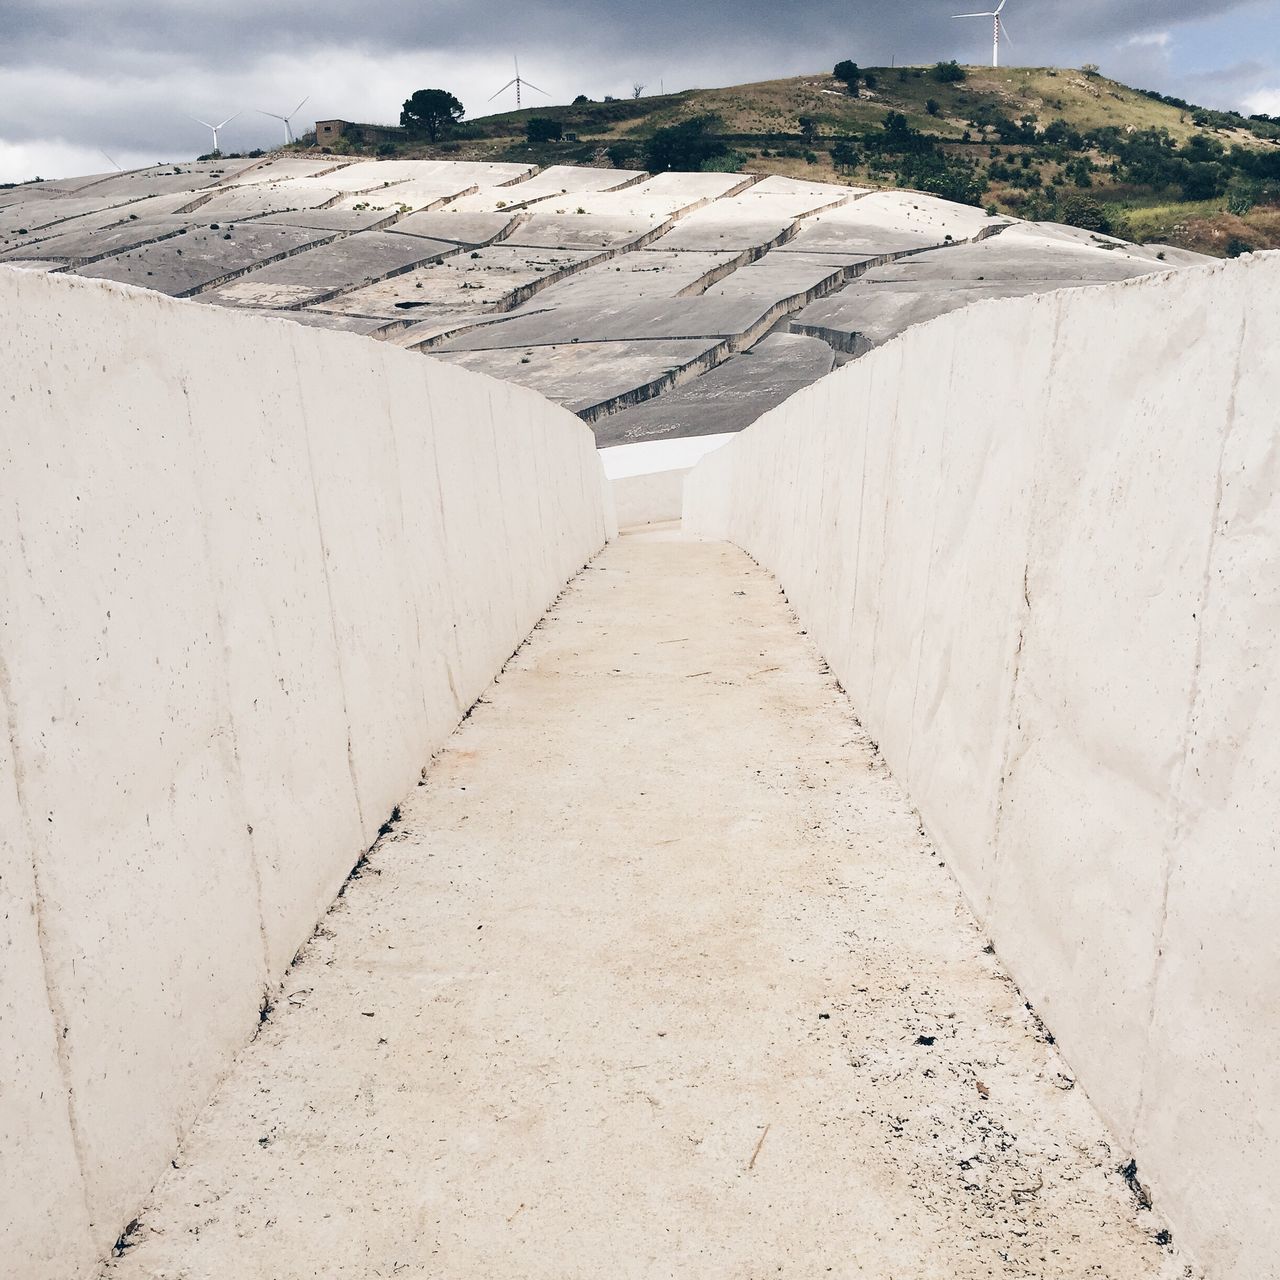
[2,0,1276,182]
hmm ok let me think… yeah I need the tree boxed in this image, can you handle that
[925,99,941,117]
[526,117,564,144]
[632,82,647,99]
[834,60,861,96]
[799,116,818,142]
[572,94,591,105]
[644,115,730,172]
[931,60,967,83]
[400,89,464,142]
[1057,193,1111,233]
[832,139,861,171]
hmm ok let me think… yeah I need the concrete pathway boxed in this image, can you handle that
[105,530,1189,1280]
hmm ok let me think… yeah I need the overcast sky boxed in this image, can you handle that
[4,0,1279,184]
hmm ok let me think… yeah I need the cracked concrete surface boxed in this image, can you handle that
[103,530,1190,1280]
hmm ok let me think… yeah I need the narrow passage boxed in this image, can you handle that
[106,529,1185,1280]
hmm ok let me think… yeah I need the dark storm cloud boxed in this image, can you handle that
[3,0,1266,69]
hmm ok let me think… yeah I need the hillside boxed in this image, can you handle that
[307,64,1280,257]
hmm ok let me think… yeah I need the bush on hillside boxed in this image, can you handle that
[644,116,730,172]
[932,60,967,84]
[526,117,564,143]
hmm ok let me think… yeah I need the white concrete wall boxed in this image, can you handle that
[600,434,733,528]
[685,254,1279,1280]
[0,267,610,1278]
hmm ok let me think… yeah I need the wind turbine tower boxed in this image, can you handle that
[257,96,310,145]
[952,0,1012,68]
[189,111,242,155]
[488,56,549,110]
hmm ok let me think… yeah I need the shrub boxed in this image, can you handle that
[644,115,730,172]
[932,61,967,84]
[525,117,564,143]
[1057,193,1112,233]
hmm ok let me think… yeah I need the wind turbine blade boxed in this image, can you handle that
[522,80,549,96]
[188,115,215,129]
[488,79,518,100]
[995,0,1007,11]
[1000,21,1012,43]
[290,96,310,117]
[953,11,996,17]
[257,109,286,121]
[216,111,242,129]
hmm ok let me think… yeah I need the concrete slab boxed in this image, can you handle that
[0,193,223,257]
[74,222,338,296]
[215,157,353,186]
[748,174,870,199]
[4,216,195,265]
[594,333,836,446]
[569,172,751,221]
[193,185,348,216]
[73,160,259,198]
[645,184,851,254]
[863,223,1195,285]
[791,282,1064,354]
[386,210,521,245]
[703,251,850,302]
[202,231,456,309]
[0,194,147,237]
[442,167,643,214]
[312,245,600,320]
[433,295,779,351]
[252,208,401,233]
[510,250,740,310]
[506,212,664,251]
[782,212,952,259]
[430,338,723,414]
[2,172,118,197]
[788,223,1209,354]
[327,179,475,212]
[497,164,645,200]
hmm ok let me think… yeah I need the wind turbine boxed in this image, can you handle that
[188,111,241,155]
[953,0,1012,68]
[487,56,548,110]
[257,96,310,145]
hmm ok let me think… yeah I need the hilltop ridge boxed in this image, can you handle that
[311,64,1280,256]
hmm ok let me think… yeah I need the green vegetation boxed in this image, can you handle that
[643,115,740,173]
[833,61,862,97]
[310,66,1280,256]
[400,89,464,142]
[525,117,563,144]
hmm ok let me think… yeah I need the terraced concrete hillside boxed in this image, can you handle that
[0,156,1208,445]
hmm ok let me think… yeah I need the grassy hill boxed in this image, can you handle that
[307,65,1280,256]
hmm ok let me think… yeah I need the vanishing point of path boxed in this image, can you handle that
[105,529,1190,1280]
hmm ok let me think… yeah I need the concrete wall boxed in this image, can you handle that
[685,254,1279,1280]
[600,434,733,529]
[0,267,611,1278]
